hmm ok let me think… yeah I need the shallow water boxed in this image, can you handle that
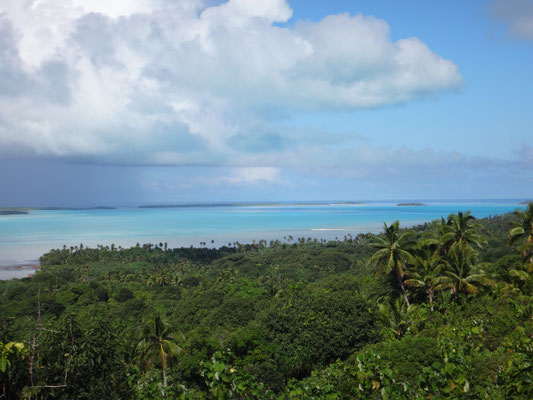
[0,266,37,280]
[0,201,525,273]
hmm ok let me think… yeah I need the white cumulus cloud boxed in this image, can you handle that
[221,167,281,185]
[0,0,462,164]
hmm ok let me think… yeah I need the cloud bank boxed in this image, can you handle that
[0,0,462,165]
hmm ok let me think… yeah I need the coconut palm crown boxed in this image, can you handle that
[136,315,184,387]
[405,242,445,311]
[436,243,492,297]
[441,211,487,252]
[509,202,533,269]
[370,220,416,306]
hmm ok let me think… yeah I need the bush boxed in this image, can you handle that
[257,284,377,387]
[372,336,442,383]
[114,288,134,303]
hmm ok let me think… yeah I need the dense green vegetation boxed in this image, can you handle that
[1,204,532,399]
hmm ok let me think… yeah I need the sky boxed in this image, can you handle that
[0,0,532,206]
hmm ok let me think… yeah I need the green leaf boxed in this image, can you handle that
[0,357,8,373]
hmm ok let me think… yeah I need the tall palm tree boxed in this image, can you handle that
[136,315,184,387]
[441,211,487,253]
[436,243,492,297]
[405,243,445,311]
[509,202,533,271]
[370,221,416,306]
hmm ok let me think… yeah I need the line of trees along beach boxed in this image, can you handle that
[1,204,532,399]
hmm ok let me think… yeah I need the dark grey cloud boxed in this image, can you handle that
[0,158,146,207]
[491,0,533,40]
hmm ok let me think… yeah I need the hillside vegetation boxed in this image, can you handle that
[1,205,532,399]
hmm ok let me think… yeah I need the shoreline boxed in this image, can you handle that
[0,263,40,280]
[0,263,41,270]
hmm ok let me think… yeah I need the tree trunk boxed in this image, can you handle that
[428,288,434,312]
[400,281,410,307]
[396,267,410,306]
[526,235,533,271]
[160,345,167,387]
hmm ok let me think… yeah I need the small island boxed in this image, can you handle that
[1,206,116,215]
[397,202,427,206]
[519,201,532,205]
[139,203,234,208]
[36,206,117,210]
[0,210,29,215]
[139,201,366,208]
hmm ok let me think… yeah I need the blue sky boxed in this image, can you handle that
[0,0,531,206]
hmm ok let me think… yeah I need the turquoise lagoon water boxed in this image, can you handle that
[0,201,526,269]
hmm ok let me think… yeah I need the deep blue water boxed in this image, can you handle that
[0,201,526,269]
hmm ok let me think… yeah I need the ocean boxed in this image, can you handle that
[0,200,526,276]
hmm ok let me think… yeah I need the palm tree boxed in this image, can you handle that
[405,243,445,311]
[509,202,533,271]
[376,296,418,339]
[436,243,492,297]
[370,221,416,306]
[426,218,448,250]
[136,315,184,387]
[441,211,487,252]
[147,271,172,288]
[508,267,532,287]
